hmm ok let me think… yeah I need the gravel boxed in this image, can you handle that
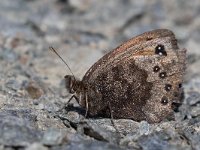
[0,0,200,149]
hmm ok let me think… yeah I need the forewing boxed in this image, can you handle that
[83,29,177,81]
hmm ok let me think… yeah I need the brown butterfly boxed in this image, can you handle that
[51,29,186,123]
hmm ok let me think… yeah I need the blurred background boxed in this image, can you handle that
[1,0,199,85]
[0,0,200,149]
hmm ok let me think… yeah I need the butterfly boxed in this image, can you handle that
[52,29,186,123]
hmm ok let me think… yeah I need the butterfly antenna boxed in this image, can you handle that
[49,46,75,77]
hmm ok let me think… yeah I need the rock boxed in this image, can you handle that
[26,143,48,150]
[25,80,44,99]
[0,111,42,147]
[51,141,124,150]
[42,128,69,146]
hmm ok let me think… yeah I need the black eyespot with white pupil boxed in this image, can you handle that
[165,84,172,91]
[161,96,168,105]
[155,44,167,56]
[153,66,160,72]
[159,72,167,79]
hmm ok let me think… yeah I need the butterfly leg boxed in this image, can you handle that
[84,92,89,118]
[67,95,79,105]
[57,95,79,113]
[108,102,120,133]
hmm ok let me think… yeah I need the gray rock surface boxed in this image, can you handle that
[0,0,200,149]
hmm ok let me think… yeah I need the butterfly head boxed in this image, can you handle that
[64,75,86,95]
[65,75,78,94]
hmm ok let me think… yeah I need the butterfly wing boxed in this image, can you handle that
[83,29,177,80]
[82,29,186,123]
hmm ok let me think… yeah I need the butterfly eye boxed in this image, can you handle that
[153,66,160,72]
[155,44,167,56]
[165,84,172,91]
[161,96,168,105]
